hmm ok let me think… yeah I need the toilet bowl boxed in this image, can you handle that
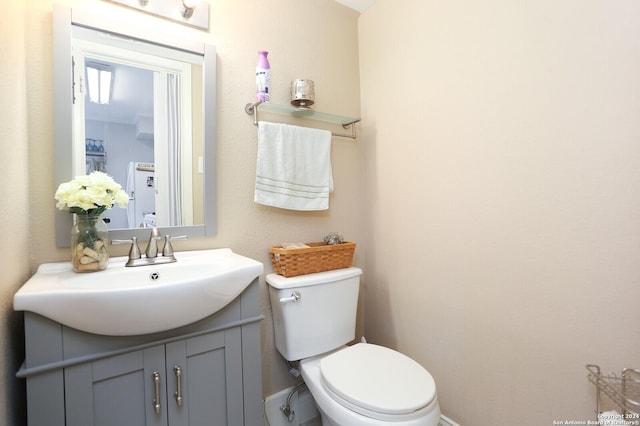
[300,344,441,426]
[266,267,441,426]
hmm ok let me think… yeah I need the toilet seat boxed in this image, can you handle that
[319,343,437,421]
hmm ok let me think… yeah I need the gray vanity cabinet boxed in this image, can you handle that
[64,345,167,426]
[164,330,243,425]
[64,329,242,426]
[18,279,263,426]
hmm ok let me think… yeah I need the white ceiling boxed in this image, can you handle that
[334,0,377,13]
[85,62,154,125]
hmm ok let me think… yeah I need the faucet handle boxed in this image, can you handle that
[162,235,187,258]
[112,237,142,261]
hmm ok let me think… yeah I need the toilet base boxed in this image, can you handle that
[300,353,441,426]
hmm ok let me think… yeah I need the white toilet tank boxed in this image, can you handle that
[266,267,362,361]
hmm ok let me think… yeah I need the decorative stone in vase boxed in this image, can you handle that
[71,214,109,272]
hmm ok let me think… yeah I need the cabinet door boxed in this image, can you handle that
[65,345,168,426]
[165,328,244,426]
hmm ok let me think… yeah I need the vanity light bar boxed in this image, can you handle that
[103,0,210,31]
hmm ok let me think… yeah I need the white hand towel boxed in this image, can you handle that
[255,121,333,211]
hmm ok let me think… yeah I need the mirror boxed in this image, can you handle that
[72,27,203,230]
[54,5,216,246]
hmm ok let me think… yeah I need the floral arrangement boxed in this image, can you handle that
[55,171,129,216]
[55,171,128,272]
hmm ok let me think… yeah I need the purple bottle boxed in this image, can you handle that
[256,50,271,102]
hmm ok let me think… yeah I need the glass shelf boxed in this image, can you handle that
[245,100,360,139]
[257,102,360,126]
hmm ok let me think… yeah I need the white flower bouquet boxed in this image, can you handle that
[55,171,129,216]
[55,171,129,272]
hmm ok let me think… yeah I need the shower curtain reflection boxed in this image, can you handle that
[167,73,182,226]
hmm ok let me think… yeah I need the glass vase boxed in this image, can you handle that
[71,214,109,272]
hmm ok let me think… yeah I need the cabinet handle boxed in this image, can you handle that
[174,365,183,407]
[152,371,161,414]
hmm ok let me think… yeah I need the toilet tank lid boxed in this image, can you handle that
[266,267,362,289]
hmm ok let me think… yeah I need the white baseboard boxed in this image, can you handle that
[440,414,462,426]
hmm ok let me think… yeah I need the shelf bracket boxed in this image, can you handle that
[244,101,359,139]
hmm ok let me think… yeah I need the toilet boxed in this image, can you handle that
[267,267,441,426]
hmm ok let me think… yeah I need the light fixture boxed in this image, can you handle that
[181,0,198,19]
[86,64,112,105]
[103,0,210,30]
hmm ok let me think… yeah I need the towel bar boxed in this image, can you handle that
[244,100,360,139]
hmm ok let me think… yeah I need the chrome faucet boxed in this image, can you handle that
[113,228,186,267]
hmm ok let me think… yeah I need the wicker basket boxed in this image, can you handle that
[269,242,356,277]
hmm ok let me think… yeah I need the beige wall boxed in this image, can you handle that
[360,0,640,424]
[0,2,30,424]
[9,0,639,424]
[3,0,363,422]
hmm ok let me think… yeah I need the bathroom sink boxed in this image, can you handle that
[13,248,263,336]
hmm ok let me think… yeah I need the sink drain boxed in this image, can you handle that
[149,272,160,281]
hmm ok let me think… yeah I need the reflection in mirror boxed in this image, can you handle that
[73,27,203,230]
[83,60,156,229]
[54,5,216,246]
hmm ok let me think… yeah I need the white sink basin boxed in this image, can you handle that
[14,249,263,336]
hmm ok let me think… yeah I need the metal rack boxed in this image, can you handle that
[587,364,640,415]
[244,100,360,139]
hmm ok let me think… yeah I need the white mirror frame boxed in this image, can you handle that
[53,4,217,246]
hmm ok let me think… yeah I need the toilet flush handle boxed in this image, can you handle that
[280,291,301,304]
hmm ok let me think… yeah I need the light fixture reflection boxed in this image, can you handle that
[86,65,112,105]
